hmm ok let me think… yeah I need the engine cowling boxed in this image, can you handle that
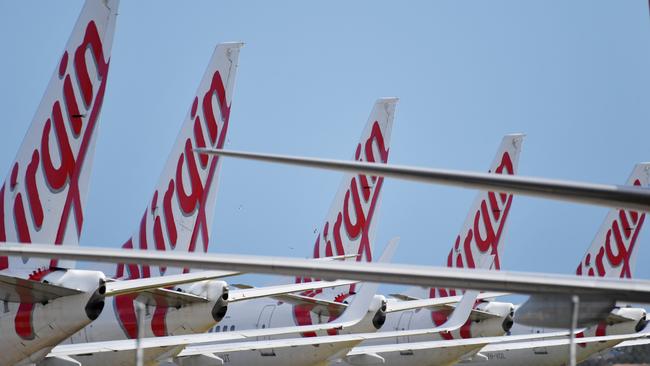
[608,307,647,334]
[183,279,229,322]
[42,269,107,321]
[161,279,230,335]
[469,301,515,337]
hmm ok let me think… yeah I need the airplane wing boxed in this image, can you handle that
[104,270,237,297]
[479,332,650,353]
[385,291,508,313]
[615,338,650,348]
[228,279,357,302]
[194,148,650,212]
[5,244,650,304]
[175,290,479,357]
[269,293,347,317]
[0,273,82,303]
[337,331,650,364]
[343,331,577,358]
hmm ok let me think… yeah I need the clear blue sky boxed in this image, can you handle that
[1,1,649,292]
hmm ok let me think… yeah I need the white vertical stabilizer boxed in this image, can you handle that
[116,43,243,280]
[576,163,650,279]
[0,0,119,275]
[430,133,525,299]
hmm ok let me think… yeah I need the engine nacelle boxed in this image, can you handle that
[470,301,515,337]
[160,279,230,336]
[42,269,107,320]
[343,294,387,334]
[182,279,229,322]
[606,307,647,334]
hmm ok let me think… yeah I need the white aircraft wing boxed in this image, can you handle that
[615,338,650,348]
[340,331,568,358]
[0,273,83,303]
[104,270,237,297]
[174,290,478,356]
[4,244,650,304]
[195,148,650,212]
[335,331,650,363]
[228,279,357,302]
[479,332,650,352]
[385,291,508,313]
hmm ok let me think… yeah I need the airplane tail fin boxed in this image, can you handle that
[430,133,524,299]
[0,0,119,274]
[310,98,398,264]
[576,163,650,279]
[116,42,243,279]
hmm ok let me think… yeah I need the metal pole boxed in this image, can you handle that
[569,295,579,366]
[136,301,145,366]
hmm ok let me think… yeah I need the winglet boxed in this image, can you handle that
[378,237,400,263]
[438,290,479,331]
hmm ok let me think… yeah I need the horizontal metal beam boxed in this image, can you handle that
[195,148,650,212]
[2,243,650,303]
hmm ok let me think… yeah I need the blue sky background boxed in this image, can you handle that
[1,1,650,297]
